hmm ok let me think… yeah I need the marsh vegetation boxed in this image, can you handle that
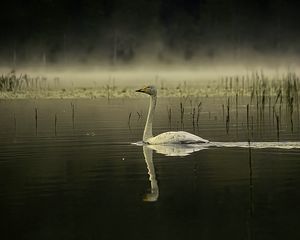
[1,69,299,141]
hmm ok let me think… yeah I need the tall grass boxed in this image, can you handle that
[0,70,55,92]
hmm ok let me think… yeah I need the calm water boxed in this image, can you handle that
[1,98,300,240]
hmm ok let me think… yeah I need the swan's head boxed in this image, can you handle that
[136,85,157,96]
[143,193,158,202]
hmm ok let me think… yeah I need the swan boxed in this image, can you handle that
[136,85,209,144]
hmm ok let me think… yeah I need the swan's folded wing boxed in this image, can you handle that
[147,131,209,144]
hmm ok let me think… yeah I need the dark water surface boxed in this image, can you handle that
[1,98,300,240]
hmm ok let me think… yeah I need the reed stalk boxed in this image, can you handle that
[35,108,38,135]
[54,114,57,136]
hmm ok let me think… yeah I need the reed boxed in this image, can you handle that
[128,112,132,127]
[71,102,75,129]
[256,90,259,126]
[222,104,225,121]
[180,102,184,128]
[226,97,230,134]
[268,96,271,123]
[261,89,266,122]
[196,102,202,126]
[35,108,38,135]
[167,107,172,129]
[272,105,275,125]
[246,104,249,131]
[192,107,196,129]
[251,116,254,138]
[106,84,110,101]
[54,114,57,136]
[235,93,239,136]
[293,77,300,128]
[276,114,280,141]
[289,97,294,132]
[235,93,238,122]
[250,87,254,104]
[0,70,53,92]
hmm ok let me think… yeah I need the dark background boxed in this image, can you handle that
[1,0,300,65]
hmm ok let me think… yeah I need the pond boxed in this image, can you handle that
[1,97,300,240]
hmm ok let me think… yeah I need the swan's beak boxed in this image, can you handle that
[136,88,145,93]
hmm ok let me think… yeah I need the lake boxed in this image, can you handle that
[1,97,300,240]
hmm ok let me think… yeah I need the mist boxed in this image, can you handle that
[1,0,300,70]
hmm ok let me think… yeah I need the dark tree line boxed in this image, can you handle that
[0,0,300,65]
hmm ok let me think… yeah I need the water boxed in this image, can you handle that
[1,98,300,240]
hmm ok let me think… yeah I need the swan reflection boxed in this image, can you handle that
[142,143,207,202]
[142,146,159,202]
[146,143,209,156]
[140,141,300,202]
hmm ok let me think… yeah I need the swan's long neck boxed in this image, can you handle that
[143,95,157,142]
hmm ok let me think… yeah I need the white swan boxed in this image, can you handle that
[136,85,209,144]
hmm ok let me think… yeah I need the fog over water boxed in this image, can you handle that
[1,60,300,89]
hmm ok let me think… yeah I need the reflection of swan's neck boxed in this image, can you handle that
[143,95,157,142]
[143,146,159,202]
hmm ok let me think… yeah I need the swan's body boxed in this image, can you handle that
[146,131,209,144]
[136,86,209,145]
